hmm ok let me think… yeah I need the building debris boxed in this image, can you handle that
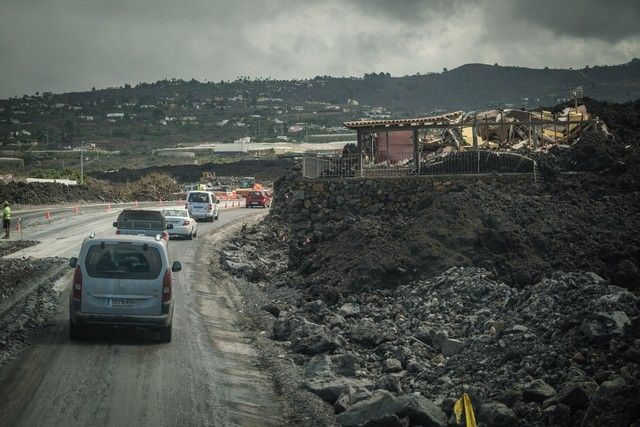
[338,104,611,176]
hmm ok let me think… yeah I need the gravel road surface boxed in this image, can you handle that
[0,205,285,426]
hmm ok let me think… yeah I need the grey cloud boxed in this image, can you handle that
[348,0,463,23]
[0,0,638,98]
[506,0,640,42]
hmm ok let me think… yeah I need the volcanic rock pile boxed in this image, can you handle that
[221,98,640,426]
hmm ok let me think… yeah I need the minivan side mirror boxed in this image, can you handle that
[69,257,78,268]
[113,221,118,227]
[171,261,182,272]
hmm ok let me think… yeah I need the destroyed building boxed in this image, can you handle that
[302,104,611,179]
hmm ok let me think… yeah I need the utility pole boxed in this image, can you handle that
[80,142,84,185]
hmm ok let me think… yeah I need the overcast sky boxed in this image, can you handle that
[1,0,638,98]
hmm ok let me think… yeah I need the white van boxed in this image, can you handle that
[186,190,219,222]
[68,235,181,342]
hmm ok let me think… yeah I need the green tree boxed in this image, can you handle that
[64,119,74,134]
[129,172,178,201]
[152,108,165,120]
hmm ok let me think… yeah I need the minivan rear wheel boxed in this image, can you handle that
[159,324,172,343]
[69,320,82,340]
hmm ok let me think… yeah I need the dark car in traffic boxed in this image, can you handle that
[113,209,171,240]
[245,191,271,208]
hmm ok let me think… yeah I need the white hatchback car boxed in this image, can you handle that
[162,207,197,239]
[68,234,181,342]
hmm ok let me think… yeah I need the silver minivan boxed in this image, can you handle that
[186,190,219,222]
[68,235,181,342]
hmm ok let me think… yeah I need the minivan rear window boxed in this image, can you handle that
[249,191,263,197]
[188,192,209,203]
[85,244,163,279]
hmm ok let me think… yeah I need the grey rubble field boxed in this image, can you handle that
[220,99,640,426]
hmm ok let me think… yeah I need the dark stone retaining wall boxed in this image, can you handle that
[271,174,533,226]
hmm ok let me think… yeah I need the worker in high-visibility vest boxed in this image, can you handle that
[2,201,11,239]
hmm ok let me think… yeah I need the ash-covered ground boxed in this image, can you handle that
[0,241,67,366]
[221,99,640,426]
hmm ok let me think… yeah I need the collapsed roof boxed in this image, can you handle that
[344,105,610,153]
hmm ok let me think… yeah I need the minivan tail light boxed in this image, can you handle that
[72,266,82,299]
[182,219,191,226]
[207,203,213,211]
[162,269,172,302]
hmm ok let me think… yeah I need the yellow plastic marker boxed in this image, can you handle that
[453,393,477,427]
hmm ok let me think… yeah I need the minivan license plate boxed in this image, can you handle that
[109,298,136,307]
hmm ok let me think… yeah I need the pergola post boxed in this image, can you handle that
[356,129,363,176]
[472,115,478,149]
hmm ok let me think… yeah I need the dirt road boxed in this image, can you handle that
[0,206,285,426]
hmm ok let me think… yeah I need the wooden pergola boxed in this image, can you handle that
[343,110,594,172]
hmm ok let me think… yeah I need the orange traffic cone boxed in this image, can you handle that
[74,205,79,214]
[44,211,52,220]
[16,219,21,231]
[134,200,139,208]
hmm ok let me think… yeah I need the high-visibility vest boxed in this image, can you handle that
[2,206,10,220]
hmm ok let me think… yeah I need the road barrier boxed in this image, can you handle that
[12,199,250,237]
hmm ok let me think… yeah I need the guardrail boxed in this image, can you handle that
[10,198,248,239]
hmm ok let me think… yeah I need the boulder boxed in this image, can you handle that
[550,379,598,410]
[289,320,340,355]
[375,373,402,393]
[384,358,403,373]
[306,353,358,378]
[432,330,449,350]
[338,303,361,317]
[541,404,572,425]
[349,319,389,347]
[305,355,334,378]
[326,313,346,328]
[335,387,373,414]
[261,303,280,318]
[303,376,374,404]
[440,338,465,356]
[337,390,447,427]
[477,402,518,427]
[332,353,358,377]
[272,316,305,341]
[579,311,631,343]
[582,377,640,427]
[522,379,557,403]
